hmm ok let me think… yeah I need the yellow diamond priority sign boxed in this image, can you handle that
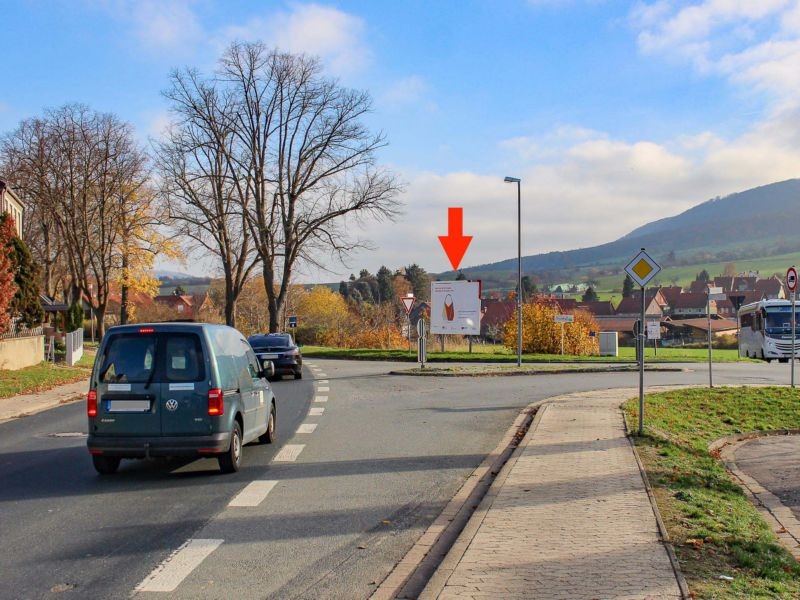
[625,249,661,288]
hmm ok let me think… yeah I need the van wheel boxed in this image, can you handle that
[92,455,121,475]
[219,422,243,474]
[294,370,302,380]
[259,404,276,444]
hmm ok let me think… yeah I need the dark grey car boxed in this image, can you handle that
[87,323,276,474]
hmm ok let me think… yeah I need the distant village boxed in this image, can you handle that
[481,272,785,347]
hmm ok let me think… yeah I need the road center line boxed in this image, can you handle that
[273,444,305,462]
[134,538,223,593]
[317,386,330,392]
[228,480,278,507]
[314,395,328,403]
[309,407,324,416]
[297,423,317,434]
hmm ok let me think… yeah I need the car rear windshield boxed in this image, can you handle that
[99,334,156,383]
[251,336,291,350]
[99,333,205,383]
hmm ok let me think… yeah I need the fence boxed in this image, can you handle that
[0,322,43,340]
[65,328,84,367]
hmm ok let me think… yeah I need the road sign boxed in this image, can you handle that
[646,321,660,340]
[417,318,426,338]
[401,294,415,315]
[707,286,727,301]
[553,314,574,323]
[624,249,661,288]
[788,266,798,293]
[288,316,297,328]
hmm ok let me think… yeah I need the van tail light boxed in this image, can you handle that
[87,390,98,417]
[208,388,224,416]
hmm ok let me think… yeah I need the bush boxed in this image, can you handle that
[503,300,599,356]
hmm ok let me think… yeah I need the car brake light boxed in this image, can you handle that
[138,327,155,334]
[87,390,98,417]
[208,388,224,416]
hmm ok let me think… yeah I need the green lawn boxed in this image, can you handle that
[301,345,745,362]
[0,362,88,398]
[624,387,800,598]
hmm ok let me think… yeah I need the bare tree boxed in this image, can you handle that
[1,117,68,297]
[156,69,259,327]
[221,43,401,331]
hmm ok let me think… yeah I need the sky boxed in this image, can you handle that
[3,0,800,282]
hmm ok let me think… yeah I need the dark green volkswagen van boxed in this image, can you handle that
[87,323,276,474]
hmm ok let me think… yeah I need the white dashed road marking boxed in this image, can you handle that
[297,423,317,434]
[309,407,324,416]
[228,480,278,507]
[318,379,329,384]
[135,538,223,593]
[317,386,330,392]
[273,444,305,462]
[314,395,328,403]
[317,373,327,378]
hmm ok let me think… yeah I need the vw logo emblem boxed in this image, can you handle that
[165,399,179,412]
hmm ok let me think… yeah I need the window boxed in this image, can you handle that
[100,334,156,383]
[165,334,204,382]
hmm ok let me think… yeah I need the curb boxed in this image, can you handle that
[389,366,687,377]
[623,412,691,600]
[712,431,800,561]
[369,400,542,600]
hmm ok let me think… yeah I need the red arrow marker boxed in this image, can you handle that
[438,207,473,271]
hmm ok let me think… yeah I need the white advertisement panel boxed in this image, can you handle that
[430,280,481,335]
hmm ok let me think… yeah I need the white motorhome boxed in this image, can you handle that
[738,299,800,362]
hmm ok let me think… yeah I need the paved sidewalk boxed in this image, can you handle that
[422,389,683,600]
[0,379,87,423]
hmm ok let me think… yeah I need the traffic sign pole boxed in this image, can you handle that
[787,267,797,388]
[792,292,797,387]
[707,289,713,389]
[639,285,645,435]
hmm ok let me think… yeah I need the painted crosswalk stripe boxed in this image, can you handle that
[228,480,278,507]
[297,423,317,434]
[318,379,329,384]
[317,386,330,392]
[309,407,324,416]
[314,395,328,403]
[273,444,305,462]
[135,538,223,592]
[317,372,327,377]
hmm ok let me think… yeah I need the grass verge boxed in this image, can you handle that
[623,387,800,598]
[0,362,89,398]
[302,346,746,363]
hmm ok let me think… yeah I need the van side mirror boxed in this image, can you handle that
[261,360,275,379]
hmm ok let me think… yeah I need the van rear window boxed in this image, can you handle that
[100,334,156,383]
[99,333,205,384]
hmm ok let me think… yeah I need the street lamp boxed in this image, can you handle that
[504,176,522,367]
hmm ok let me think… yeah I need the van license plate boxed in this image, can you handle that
[260,354,279,359]
[107,400,150,412]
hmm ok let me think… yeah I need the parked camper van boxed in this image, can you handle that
[87,323,276,474]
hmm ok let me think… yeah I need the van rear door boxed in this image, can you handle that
[159,333,211,436]
[92,331,161,437]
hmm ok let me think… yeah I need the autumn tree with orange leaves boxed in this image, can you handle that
[0,216,18,334]
[503,300,598,355]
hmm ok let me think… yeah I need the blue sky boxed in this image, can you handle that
[3,1,800,280]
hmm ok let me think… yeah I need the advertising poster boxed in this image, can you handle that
[430,280,481,335]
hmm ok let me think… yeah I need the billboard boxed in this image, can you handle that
[430,280,481,335]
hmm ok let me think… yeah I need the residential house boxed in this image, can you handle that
[670,293,715,318]
[576,300,615,316]
[614,294,664,318]
[755,276,784,300]
[663,318,738,345]
[480,300,515,340]
[0,179,23,237]
[658,286,683,309]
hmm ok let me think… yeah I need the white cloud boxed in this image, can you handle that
[218,4,370,77]
[98,0,202,54]
[632,0,800,96]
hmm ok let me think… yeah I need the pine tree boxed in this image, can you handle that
[582,287,598,302]
[1,215,44,328]
[376,266,394,305]
[622,274,634,298]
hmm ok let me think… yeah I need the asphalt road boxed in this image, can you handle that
[0,359,792,599]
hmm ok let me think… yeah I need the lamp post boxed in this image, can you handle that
[504,176,522,367]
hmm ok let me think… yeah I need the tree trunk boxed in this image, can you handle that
[224,276,237,327]
[95,304,106,338]
[120,252,129,325]
[262,264,281,332]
